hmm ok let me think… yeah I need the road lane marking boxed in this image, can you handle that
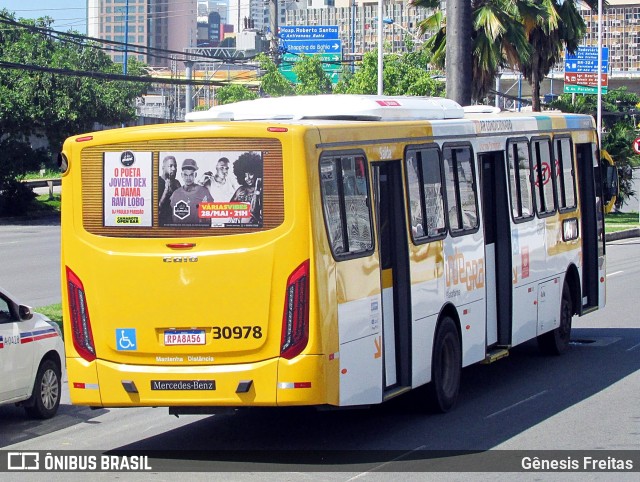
[485,390,549,419]
[607,270,623,277]
[626,342,640,352]
[609,239,640,245]
[347,445,427,480]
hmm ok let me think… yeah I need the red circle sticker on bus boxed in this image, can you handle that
[535,162,552,186]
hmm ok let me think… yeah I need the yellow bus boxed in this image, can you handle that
[60,95,614,414]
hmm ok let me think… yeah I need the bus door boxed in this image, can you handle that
[479,152,512,347]
[576,143,605,312]
[372,162,412,392]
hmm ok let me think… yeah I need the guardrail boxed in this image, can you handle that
[21,178,61,199]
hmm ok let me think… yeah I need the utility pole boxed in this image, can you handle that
[185,60,194,115]
[123,0,129,75]
[351,0,356,73]
[121,0,129,127]
[270,0,279,63]
[377,0,383,95]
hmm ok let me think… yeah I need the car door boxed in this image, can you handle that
[0,294,35,401]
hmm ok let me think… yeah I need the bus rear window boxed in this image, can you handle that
[80,138,284,237]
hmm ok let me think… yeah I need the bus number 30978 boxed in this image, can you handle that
[212,326,263,339]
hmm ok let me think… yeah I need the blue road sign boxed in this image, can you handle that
[279,25,339,40]
[565,47,609,73]
[566,46,609,60]
[280,39,343,55]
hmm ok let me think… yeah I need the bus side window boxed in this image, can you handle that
[507,139,535,220]
[443,145,478,234]
[319,153,374,258]
[405,146,446,241]
[532,137,557,217]
[554,137,577,211]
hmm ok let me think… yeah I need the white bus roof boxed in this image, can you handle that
[184,95,465,122]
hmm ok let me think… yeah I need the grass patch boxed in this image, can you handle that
[21,170,61,180]
[605,211,639,233]
[32,194,61,214]
[36,303,62,324]
[35,303,63,336]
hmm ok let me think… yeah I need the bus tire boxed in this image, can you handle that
[537,283,573,356]
[426,316,461,413]
[24,359,61,419]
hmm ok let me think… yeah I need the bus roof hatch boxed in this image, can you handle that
[185,95,465,122]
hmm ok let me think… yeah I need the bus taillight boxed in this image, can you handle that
[280,260,310,360]
[66,267,96,362]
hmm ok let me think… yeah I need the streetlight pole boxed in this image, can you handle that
[351,0,356,74]
[121,0,129,127]
[597,0,603,148]
[270,0,279,61]
[377,0,383,95]
[123,0,129,75]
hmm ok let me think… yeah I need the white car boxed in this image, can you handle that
[0,289,64,419]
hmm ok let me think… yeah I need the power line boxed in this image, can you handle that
[0,60,241,87]
[0,13,258,64]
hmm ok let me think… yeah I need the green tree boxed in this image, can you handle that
[257,53,294,97]
[0,11,148,215]
[414,0,534,103]
[334,47,444,97]
[602,122,638,209]
[215,84,258,105]
[550,87,640,207]
[292,54,333,95]
[413,0,473,104]
[520,0,599,112]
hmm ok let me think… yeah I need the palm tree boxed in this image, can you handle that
[446,0,473,105]
[521,0,598,111]
[414,0,533,103]
[414,0,602,110]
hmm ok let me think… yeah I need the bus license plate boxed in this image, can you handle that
[164,330,206,346]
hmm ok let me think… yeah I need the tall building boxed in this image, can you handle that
[579,0,640,74]
[87,0,198,68]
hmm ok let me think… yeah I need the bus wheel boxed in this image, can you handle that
[538,284,573,356]
[427,316,461,413]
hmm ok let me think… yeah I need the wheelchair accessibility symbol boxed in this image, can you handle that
[116,328,137,351]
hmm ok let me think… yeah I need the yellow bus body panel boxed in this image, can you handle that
[61,122,337,407]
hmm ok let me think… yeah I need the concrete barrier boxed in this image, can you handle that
[21,178,61,200]
[605,227,640,242]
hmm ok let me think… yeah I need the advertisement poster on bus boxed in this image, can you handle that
[158,151,263,228]
[104,151,153,227]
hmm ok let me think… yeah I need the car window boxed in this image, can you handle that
[0,297,13,323]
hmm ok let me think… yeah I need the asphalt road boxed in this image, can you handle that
[0,224,638,479]
[0,217,61,307]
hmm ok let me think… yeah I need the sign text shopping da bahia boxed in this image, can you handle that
[564,46,609,95]
[278,25,342,84]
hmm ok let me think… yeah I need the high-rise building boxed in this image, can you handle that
[87,0,198,68]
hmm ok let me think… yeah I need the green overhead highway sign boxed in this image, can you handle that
[281,70,340,84]
[564,84,608,94]
[282,52,342,64]
[280,53,342,73]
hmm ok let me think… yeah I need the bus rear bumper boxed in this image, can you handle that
[67,355,328,407]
